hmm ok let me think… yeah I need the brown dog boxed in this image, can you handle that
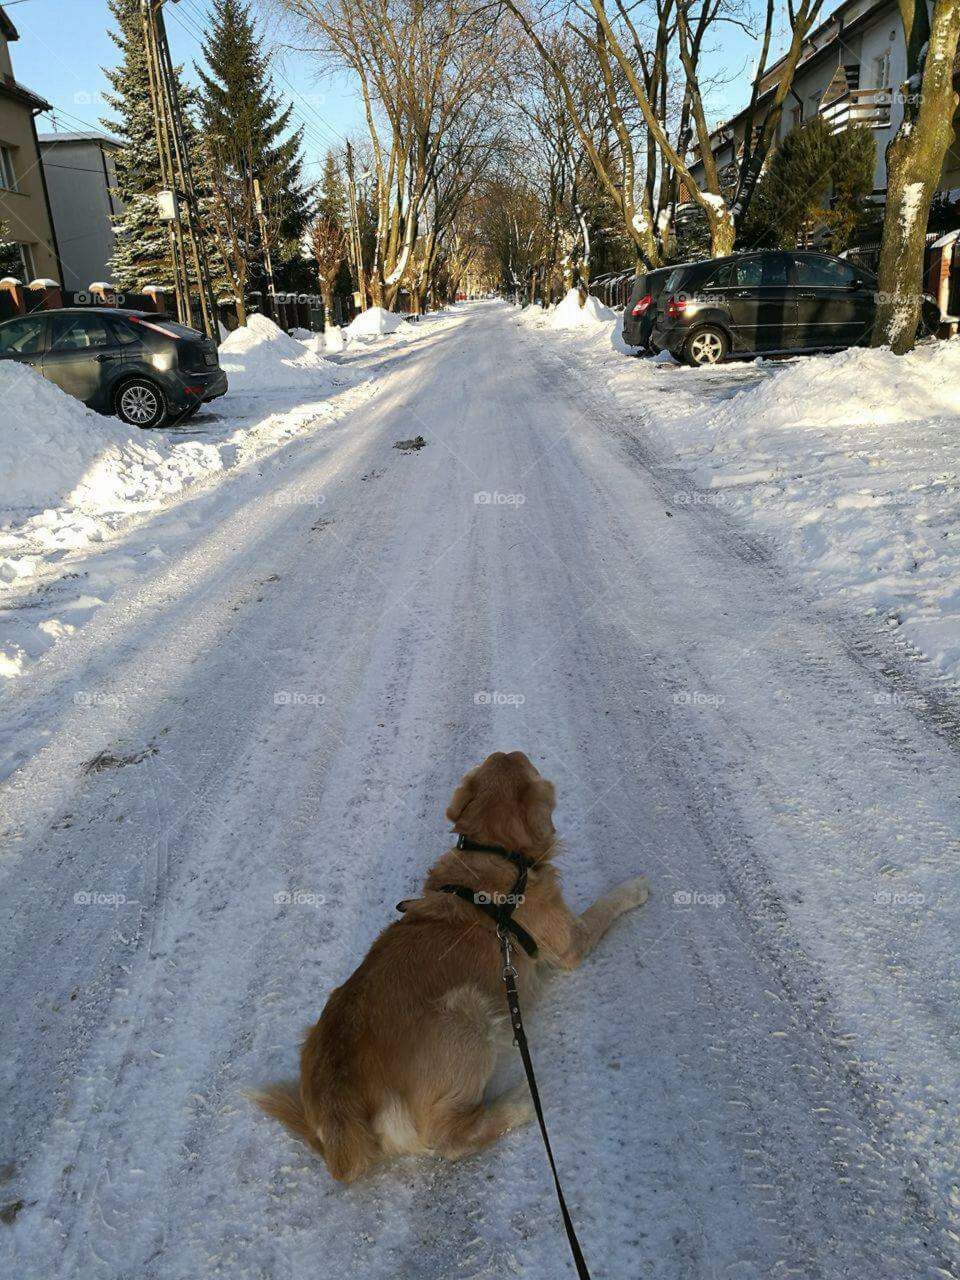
[253,750,649,1181]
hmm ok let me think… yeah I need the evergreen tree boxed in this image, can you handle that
[740,117,875,254]
[101,0,202,291]
[310,150,349,317]
[197,0,312,301]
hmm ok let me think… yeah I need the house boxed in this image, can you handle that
[38,131,123,292]
[687,0,960,212]
[0,3,61,287]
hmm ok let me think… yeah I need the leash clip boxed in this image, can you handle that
[497,925,518,979]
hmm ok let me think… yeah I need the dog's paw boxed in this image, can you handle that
[500,1084,536,1130]
[619,875,651,911]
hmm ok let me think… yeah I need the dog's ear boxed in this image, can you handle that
[446,771,476,826]
[522,778,556,847]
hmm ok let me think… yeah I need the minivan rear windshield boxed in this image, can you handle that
[134,317,205,341]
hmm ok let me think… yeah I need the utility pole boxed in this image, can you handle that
[344,141,367,312]
[252,176,276,308]
[141,0,219,339]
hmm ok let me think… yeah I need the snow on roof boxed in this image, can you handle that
[38,130,121,148]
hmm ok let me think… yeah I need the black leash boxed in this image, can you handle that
[498,925,593,1279]
[396,834,594,1277]
[446,836,593,1278]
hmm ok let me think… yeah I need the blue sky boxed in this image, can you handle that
[6,0,354,178]
[6,0,840,176]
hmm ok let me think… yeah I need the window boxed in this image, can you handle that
[762,255,789,287]
[110,319,142,346]
[791,104,803,129]
[0,145,17,192]
[17,242,36,282]
[734,257,764,288]
[705,262,735,290]
[873,50,891,89]
[50,312,113,351]
[0,315,45,355]
[793,254,859,287]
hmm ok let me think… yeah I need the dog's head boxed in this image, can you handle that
[445,751,556,856]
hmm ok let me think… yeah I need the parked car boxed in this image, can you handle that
[0,307,228,426]
[649,250,941,367]
[621,266,679,350]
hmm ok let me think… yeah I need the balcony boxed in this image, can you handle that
[819,86,892,133]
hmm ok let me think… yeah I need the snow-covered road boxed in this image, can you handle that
[2,301,959,1280]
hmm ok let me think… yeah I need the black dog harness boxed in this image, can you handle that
[437,834,539,957]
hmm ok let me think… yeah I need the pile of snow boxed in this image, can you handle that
[521,310,960,683]
[219,314,339,391]
[516,303,545,328]
[709,340,960,438]
[345,306,404,339]
[0,361,140,509]
[548,289,617,331]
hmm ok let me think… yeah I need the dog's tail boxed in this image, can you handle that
[248,1082,326,1157]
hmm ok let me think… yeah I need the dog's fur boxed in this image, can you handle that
[252,750,648,1181]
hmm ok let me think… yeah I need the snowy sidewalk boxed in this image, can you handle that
[519,295,960,692]
[0,311,448,685]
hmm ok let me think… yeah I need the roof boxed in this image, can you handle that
[38,130,121,149]
[696,0,892,151]
[0,5,19,42]
[0,76,51,113]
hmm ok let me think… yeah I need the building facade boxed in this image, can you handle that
[688,0,960,210]
[38,132,123,292]
[0,4,61,285]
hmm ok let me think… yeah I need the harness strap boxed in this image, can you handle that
[500,930,593,1280]
[436,884,539,957]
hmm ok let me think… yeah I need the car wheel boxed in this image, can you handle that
[115,378,168,429]
[684,326,728,367]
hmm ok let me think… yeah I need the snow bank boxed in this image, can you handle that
[0,334,372,682]
[345,306,404,338]
[709,340,960,437]
[548,289,617,331]
[522,310,960,685]
[219,314,339,391]
[0,361,140,509]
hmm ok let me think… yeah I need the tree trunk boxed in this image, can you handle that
[873,0,960,353]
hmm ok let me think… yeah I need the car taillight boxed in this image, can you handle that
[666,295,687,318]
[631,293,652,317]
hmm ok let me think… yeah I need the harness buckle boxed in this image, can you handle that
[497,925,518,979]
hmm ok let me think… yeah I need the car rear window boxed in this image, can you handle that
[133,317,204,340]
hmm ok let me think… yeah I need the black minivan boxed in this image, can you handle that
[649,251,941,367]
[0,307,228,426]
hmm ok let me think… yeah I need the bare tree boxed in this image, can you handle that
[504,0,827,258]
[278,0,502,309]
[873,0,960,351]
